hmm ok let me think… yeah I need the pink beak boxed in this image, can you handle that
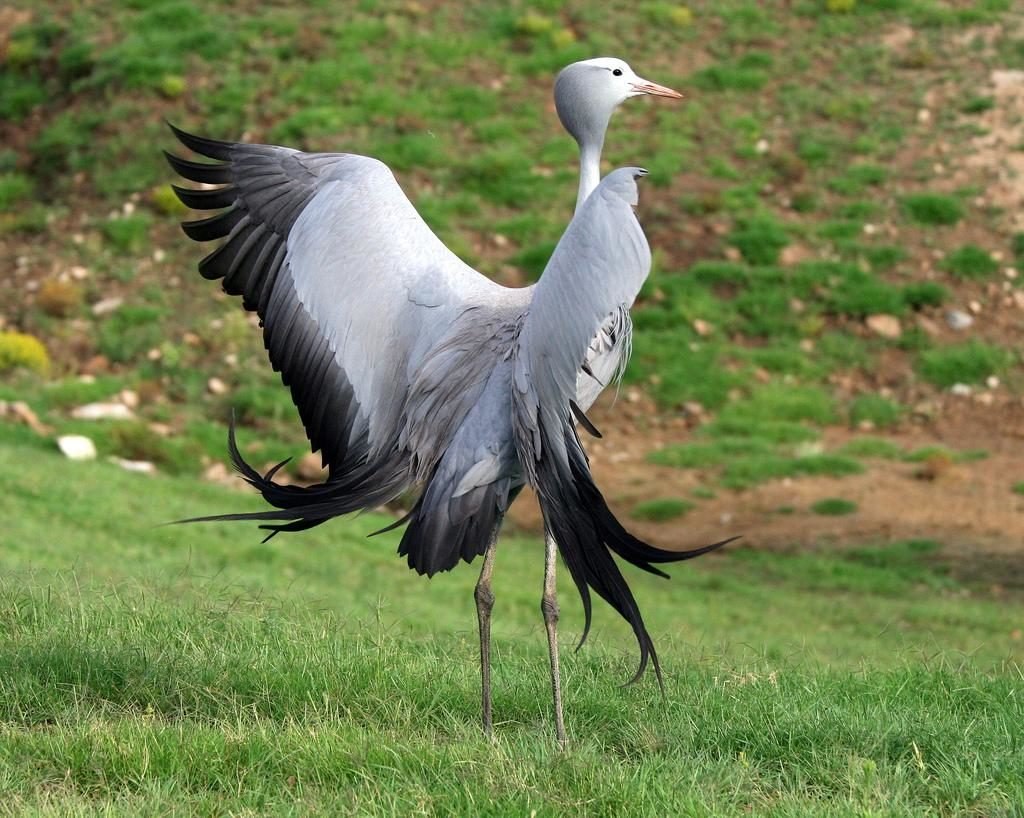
[630,79,684,99]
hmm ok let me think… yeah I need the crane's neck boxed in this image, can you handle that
[575,135,605,214]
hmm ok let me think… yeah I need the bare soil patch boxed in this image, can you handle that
[507,392,1024,588]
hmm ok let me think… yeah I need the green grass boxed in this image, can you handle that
[692,52,773,92]
[916,341,1013,388]
[901,193,964,226]
[649,385,871,490]
[0,173,33,209]
[649,437,775,469]
[1,440,1022,815]
[848,394,903,429]
[716,384,838,429]
[1012,232,1024,264]
[630,498,695,522]
[942,244,999,280]
[101,214,153,254]
[838,437,904,460]
[728,214,789,265]
[811,497,858,516]
[97,305,167,364]
[1012,481,1024,496]
[903,445,989,465]
[827,163,888,196]
[901,280,948,309]
[720,452,863,490]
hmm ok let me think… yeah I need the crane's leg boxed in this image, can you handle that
[542,533,567,745]
[475,534,498,737]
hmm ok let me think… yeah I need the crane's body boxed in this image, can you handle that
[168,58,731,742]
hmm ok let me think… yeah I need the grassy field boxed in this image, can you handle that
[1,440,1022,815]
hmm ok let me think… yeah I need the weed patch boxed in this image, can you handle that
[812,497,858,515]
[720,453,862,489]
[108,422,204,475]
[901,281,947,309]
[729,214,789,265]
[692,52,773,92]
[916,341,1012,387]
[828,163,888,196]
[101,215,153,254]
[720,384,838,427]
[903,445,988,465]
[0,173,33,209]
[838,437,904,460]
[0,332,49,375]
[630,498,695,522]
[942,244,999,280]
[650,437,774,469]
[97,306,166,364]
[628,337,740,410]
[901,193,963,226]
[848,394,902,429]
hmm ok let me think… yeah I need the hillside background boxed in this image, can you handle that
[3,0,1023,569]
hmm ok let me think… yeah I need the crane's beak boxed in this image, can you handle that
[630,78,683,99]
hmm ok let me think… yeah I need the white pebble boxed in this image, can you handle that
[58,435,97,461]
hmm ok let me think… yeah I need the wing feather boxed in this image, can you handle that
[167,125,523,486]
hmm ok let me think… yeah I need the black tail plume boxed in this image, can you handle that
[395,469,518,577]
[533,421,735,688]
[171,414,410,537]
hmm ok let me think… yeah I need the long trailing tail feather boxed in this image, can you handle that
[529,417,735,688]
[171,414,409,537]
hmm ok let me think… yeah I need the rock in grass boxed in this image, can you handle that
[8,401,51,435]
[204,461,246,487]
[207,377,228,396]
[297,452,328,482]
[866,314,901,339]
[945,309,973,330]
[57,435,97,461]
[70,402,135,421]
[91,296,124,317]
[109,457,156,474]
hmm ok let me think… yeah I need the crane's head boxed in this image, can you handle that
[554,57,682,148]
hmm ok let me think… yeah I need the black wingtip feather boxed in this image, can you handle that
[172,183,237,210]
[163,150,232,185]
[182,206,244,242]
[167,122,236,161]
[570,400,602,438]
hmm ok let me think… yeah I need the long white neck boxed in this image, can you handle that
[575,136,604,214]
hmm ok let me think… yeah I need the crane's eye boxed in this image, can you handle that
[612,68,623,77]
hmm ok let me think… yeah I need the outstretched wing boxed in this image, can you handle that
[166,125,517,480]
[512,168,734,685]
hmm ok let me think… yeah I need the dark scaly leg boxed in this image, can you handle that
[475,534,498,737]
[542,533,567,745]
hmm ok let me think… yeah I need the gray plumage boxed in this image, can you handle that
[167,57,731,740]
